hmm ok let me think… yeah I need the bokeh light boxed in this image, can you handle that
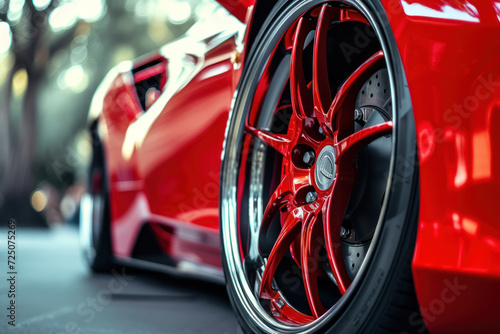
[7,0,24,23]
[57,64,89,93]
[49,0,106,32]
[49,3,78,32]
[0,21,12,55]
[75,0,105,22]
[33,0,51,11]
[167,1,192,25]
[12,68,28,98]
[30,189,48,212]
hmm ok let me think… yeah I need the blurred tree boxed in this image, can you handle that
[0,0,79,225]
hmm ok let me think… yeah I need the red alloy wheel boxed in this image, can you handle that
[221,1,420,333]
[245,4,391,323]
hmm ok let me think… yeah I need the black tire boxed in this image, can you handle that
[80,123,114,272]
[219,0,426,333]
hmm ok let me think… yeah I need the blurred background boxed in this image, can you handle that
[0,0,224,227]
[0,2,242,332]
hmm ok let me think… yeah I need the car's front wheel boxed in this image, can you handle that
[220,0,423,333]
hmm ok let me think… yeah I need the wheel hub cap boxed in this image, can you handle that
[315,145,336,190]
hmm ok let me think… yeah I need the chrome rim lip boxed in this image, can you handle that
[80,176,104,263]
[220,0,399,332]
[80,193,97,261]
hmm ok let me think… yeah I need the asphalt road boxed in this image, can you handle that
[0,227,240,334]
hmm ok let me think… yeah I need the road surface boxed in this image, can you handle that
[0,227,240,334]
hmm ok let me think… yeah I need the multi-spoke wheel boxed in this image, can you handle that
[221,1,422,333]
[80,126,113,272]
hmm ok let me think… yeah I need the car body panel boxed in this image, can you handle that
[92,14,245,281]
[90,0,500,331]
[381,0,500,332]
[216,0,255,22]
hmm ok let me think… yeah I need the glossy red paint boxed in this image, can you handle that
[216,0,254,22]
[380,0,500,332]
[96,27,242,277]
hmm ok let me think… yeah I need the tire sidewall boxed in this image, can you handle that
[82,125,114,272]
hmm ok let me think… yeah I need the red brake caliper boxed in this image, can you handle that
[244,4,393,325]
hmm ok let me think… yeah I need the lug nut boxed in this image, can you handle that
[354,108,364,121]
[302,151,315,166]
[305,191,317,204]
[340,226,350,239]
[276,299,284,308]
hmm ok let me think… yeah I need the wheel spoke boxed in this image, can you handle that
[323,175,354,295]
[291,167,312,192]
[327,51,385,127]
[245,125,292,157]
[301,201,327,317]
[270,292,315,324]
[261,174,293,231]
[259,207,303,299]
[291,17,315,119]
[313,5,338,116]
[339,8,369,25]
[289,234,302,269]
[335,121,393,165]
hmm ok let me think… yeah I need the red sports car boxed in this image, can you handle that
[79,0,500,333]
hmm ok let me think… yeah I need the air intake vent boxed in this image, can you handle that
[132,56,168,111]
